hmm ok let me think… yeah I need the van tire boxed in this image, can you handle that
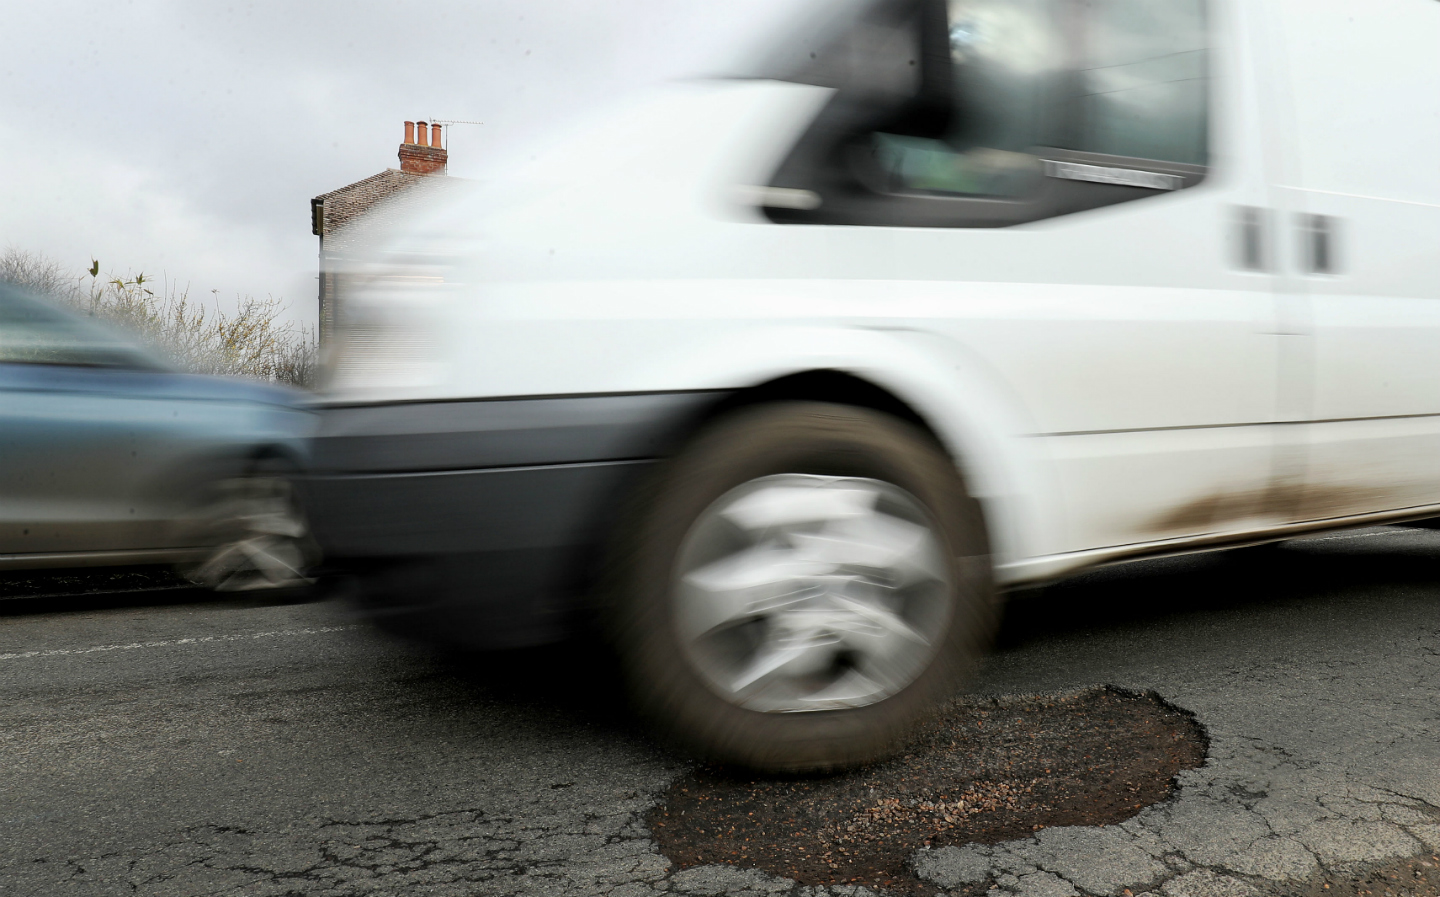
[605,401,995,772]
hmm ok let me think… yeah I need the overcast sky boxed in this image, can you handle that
[1,0,814,327]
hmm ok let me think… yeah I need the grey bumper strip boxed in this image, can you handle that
[310,392,724,474]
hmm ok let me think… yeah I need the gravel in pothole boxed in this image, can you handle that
[649,686,1207,895]
[1323,854,1440,897]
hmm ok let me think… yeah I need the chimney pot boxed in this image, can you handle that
[398,120,448,176]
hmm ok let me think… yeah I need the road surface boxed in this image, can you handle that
[1,527,1436,896]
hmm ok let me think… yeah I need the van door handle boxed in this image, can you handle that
[1235,206,1269,271]
[1300,214,1339,275]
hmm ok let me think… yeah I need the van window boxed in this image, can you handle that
[1071,0,1208,165]
[762,0,1211,226]
[872,0,1064,197]
[873,0,1207,198]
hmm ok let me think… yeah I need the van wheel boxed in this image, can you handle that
[607,401,995,772]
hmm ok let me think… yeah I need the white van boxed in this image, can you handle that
[304,0,1440,771]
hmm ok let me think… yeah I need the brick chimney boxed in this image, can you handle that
[398,120,447,175]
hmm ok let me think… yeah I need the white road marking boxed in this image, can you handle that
[0,626,358,661]
[1300,529,1410,544]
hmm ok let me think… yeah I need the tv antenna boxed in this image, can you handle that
[427,119,483,153]
[430,118,483,138]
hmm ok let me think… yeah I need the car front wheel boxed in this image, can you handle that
[185,460,317,593]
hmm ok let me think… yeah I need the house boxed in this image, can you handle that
[310,121,464,344]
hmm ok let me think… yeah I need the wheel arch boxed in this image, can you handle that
[693,368,998,546]
[667,356,1048,572]
[243,441,307,472]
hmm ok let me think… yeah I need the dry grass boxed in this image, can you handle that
[1,248,317,387]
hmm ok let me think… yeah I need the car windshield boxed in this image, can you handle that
[0,288,171,371]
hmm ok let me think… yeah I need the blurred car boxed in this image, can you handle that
[0,283,316,590]
[303,0,1440,771]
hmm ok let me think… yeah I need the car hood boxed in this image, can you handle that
[0,362,309,408]
[160,372,310,407]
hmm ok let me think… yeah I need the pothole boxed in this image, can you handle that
[1321,853,1440,897]
[649,686,1207,895]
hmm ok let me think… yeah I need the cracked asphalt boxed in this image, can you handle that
[1,526,1437,897]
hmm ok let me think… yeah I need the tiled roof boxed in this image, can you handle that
[314,170,420,233]
[312,169,468,254]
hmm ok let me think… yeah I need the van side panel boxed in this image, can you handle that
[1269,0,1440,519]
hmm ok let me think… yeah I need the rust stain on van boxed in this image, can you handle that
[1149,483,1410,535]
[1149,487,1277,533]
[1294,484,1407,521]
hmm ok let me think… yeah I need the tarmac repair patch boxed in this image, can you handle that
[650,686,1207,895]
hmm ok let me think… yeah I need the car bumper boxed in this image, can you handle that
[301,392,720,648]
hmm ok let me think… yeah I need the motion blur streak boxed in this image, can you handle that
[0,283,317,591]
[297,0,1440,771]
